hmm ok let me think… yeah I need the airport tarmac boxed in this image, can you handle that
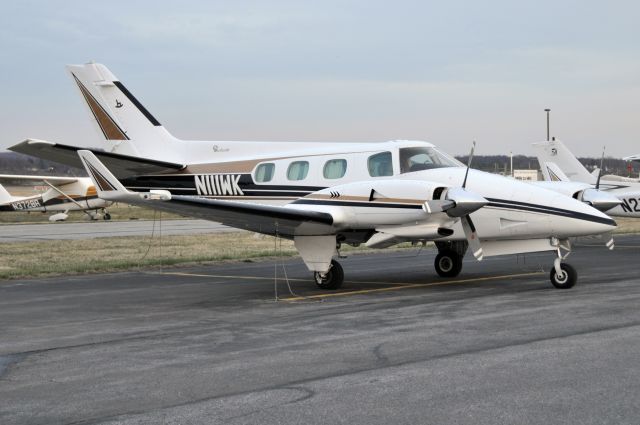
[0,219,233,242]
[1,235,640,424]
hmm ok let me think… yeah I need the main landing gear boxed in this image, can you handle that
[434,241,467,278]
[314,259,344,290]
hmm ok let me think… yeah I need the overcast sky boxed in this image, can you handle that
[2,0,639,157]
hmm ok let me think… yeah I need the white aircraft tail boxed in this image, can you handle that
[532,139,596,184]
[0,183,17,203]
[67,63,182,161]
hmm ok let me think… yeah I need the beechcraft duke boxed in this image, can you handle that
[11,62,618,290]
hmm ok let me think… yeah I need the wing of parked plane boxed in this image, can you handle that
[0,174,79,185]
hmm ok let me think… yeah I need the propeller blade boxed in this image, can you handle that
[462,141,476,189]
[461,215,483,260]
[596,146,605,190]
[604,232,615,250]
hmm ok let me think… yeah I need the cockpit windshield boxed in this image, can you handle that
[399,147,464,174]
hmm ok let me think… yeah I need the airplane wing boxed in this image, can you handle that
[77,150,335,237]
[623,154,640,162]
[0,174,79,185]
[9,139,184,179]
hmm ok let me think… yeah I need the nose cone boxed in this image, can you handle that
[550,193,617,237]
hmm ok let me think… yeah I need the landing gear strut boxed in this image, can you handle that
[550,238,577,289]
[314,259,344,290]
[434,241,467,278]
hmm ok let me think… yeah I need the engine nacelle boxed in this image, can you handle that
[287,179,450,228]
[531,181,620,212]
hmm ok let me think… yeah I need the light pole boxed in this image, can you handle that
[544,108,551,141]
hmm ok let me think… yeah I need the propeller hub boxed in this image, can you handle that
[445,187,489,217]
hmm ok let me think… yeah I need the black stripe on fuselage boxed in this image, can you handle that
[113,81,161,126]
[486,198,616,226]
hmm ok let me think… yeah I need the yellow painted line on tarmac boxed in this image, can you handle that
[282,271,546,302]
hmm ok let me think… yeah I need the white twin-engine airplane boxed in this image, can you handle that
[10,63,618,290]
[0,175,111,221]
[534,139,640,218]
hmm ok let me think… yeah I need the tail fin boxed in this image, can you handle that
[0,183,17,204]
[67,63,181,161]
[77,150,171,203]
[532,140,596,184]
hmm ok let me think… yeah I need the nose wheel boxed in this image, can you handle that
[550,261,577,289]
[550,238,577,289]
[314,259,344,290]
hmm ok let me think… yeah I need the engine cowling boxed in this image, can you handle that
[287,179,450,228]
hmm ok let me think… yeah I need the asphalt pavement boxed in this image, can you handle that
[1,235,639,424]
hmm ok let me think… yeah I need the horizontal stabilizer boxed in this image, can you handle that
[10,139,184,178]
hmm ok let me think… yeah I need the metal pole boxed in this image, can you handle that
[544,108,551,141]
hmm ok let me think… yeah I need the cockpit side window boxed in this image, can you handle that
[367,152,393,177]
[399,147,462,173]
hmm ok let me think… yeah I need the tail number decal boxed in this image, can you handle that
[194,175,244,196]
[11,199,42,210]
[621,198,640,213]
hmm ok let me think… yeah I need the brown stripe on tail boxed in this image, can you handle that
[86,162,117,192]
[72,74,129,141]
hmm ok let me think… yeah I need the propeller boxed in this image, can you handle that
[579,146,620,212]
[423,141,487,260]
[596,146,605,190]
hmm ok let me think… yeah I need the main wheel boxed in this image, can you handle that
[103,213,112,220]
[314,260,344,290]
[434,251,463,278]
[550,263,577,289]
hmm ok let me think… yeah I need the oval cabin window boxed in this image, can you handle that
[255,163,275,182]
[287,161,310,181]
[367,152,393,177]
[323,159,347,179]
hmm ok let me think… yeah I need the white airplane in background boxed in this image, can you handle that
[624,153,640,163]
[0,175,112,221]
[534,139,640,217]
[10,63,619,289]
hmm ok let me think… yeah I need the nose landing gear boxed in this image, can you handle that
[550,238,577,289]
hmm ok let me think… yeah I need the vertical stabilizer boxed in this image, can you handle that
[532,140,596,184]
[67,63,182,162]
[0,183,18,203]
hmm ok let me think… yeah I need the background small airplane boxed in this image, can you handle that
[0,175,112,221]
[533,139,640,218]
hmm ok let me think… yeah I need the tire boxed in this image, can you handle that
[550,263,577,289]
[314,260,344,290]
[434,251,463,278]
[103,213,112,220]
